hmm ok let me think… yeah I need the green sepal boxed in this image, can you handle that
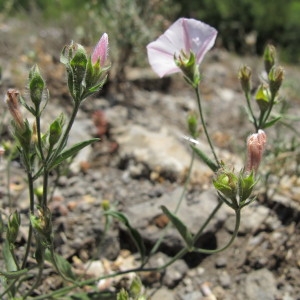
[129,276,143,298]
[161,205,193,248]
[238,171,256,202]
[104,210,146,263]
[7,211,21,244]
[213,172,238,201]
[117,289,129,300]
[81,76,108,99]
[13,119,32,155]
[255,84,270,113]
[49,113,65,147]
[30,206,53,247]
[69,44,88,100]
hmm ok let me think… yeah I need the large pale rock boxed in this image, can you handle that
[113,124,214,183]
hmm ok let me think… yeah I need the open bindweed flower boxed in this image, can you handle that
[147,18,217,83]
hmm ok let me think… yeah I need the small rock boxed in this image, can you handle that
[215,256,227,268]
[151,287,175,300]
[244,269,277,300]
[163,259,188,288]
[180,291,203,300]
[218,270,231,289]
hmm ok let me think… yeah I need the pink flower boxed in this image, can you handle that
[147,18,217,78]
[91,33,109,66]
[246,130,267,172]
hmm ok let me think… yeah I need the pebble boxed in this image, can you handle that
[244,269,277,300]
[151,287,175,300]
[218,270,231,289]
[215,256,227,268]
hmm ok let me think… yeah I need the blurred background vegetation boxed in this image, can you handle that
[0,0,299,74]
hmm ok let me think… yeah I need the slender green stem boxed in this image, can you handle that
[245,91,258,131]
[21,172,35,269]
[195,87,220,167]
[261,93,276,128]
[23,262,44,299]
[42,171,49,209]
[0,278,18,299]
[35,110,45,163]
[31,248,189,300]
[193,208,241,254]
[47,102,80,168]
[192,199,223,244]
[147,152,195,260]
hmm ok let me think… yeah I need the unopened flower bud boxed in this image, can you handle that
[49,114,64,147]
[101,199,110,211]
[92,33,109,66]
[255,84,270,113]
[213,171,238,201]
[239,172,256,202]
[246,129,267,172]
[30,206,53,246]
[268,66,284,97]
[238,65,252,94]
[34,186,44,204]
[263,44,276,74]
[29,65,45,107]
[5,89,24,130]
[32,121,38,144]
[174,50,200,87]
[7,211,21,244]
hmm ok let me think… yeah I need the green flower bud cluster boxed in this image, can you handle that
[60,37,110,103]
[238,44,284,130]
[213,168,256,210]
[174,50,201,88]
[30,207,53,247]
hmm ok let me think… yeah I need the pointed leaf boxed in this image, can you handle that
[45,249,76,281]
[161,205,193,247]
[263,115,282,128]
[48,138,99,170]
[3,240,18,272]
[190,145,218,172]
[104,210,146,262]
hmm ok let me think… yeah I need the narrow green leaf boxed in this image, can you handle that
[3,240,18,272]
[190,145,218,172]
[263,115,282,128]
[161,206,193,248]
[45,249,76,281]
[48,138,99,170]
[104,210,146,262]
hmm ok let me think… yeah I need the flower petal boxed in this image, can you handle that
[147,18,217,78]
[92,33,109,66]
[181,18,217,64]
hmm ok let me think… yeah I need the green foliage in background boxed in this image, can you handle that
[177,0,300,62]
[1,0,300,63]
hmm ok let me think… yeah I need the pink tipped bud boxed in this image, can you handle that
[246,129,267,172]
[91,33,109,66]
[5,89,24,130]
